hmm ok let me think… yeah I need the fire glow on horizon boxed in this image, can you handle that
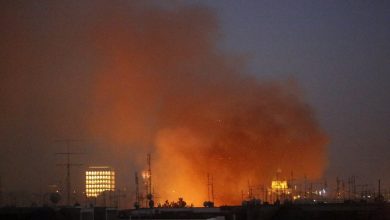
[85,3,327,205]
[0,1,328,206]
[87,2,328,206]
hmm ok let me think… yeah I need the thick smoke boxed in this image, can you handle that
[88,2,328,205]
[0,1,327,206]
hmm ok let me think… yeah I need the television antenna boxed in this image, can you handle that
[55,139,84,206]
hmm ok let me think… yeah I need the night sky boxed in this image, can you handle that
[0,0,389,204]
[203,0,390,185]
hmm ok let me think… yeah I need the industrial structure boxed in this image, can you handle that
[271,180,290,196]
[85,166,116,197]
[55,139,83,206]
[203,173,215,208]
[140,153,154,208]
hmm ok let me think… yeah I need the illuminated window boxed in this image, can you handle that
[85,166,116,197]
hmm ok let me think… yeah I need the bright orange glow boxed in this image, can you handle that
[271,181,288,191]
[85,3,328,206]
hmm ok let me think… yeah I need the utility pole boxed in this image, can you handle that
[290,171,295,200]
[207,173,211,201]
[336,177,340,199]
[0,175,2,207]
[147,154,152,197]
[352,176,356,200]
[134,172,140,209]
[247,180,253,200]
[55,139,83,206]
[309,183,313,200]
[304,175,307,199]
[211,175,214,203]
[146,153,154,208]
[347,176,351,200]
[260,185,265,202]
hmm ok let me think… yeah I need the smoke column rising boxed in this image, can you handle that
[0,1,327,205]
[88,2,328,205]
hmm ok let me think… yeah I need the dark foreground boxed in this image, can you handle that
[1,203,389,220]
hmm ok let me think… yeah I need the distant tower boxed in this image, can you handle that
[147,154,152,198]
[142,153,154,208]
[336,177,340,199]
[376,179,384,201]
[247,180,253,200]
[0,175,2,206]
[289,170,295,199]
[203,173,215,208]
[210,174,214,203]
[347,176,356,200]
[55,139,83,206]
[304,175,307,198]
[134,172,140,209]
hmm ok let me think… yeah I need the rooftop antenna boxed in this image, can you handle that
[336,177,340,199]
[347,175,356,200]
[211,175,215,203]
[146,153,154,208]
[309,183,313,200]
[55,139,83,206]
[247,179,253,200]
[204,173,215,208]
[147,154,152,197]
[261,185,266,203]
[290,170,295,199]
[207,173,211,202]
[0,175,2,207]
[353,176,356,200]
[304,174,307,198]
[207,173,215,203]
[134,172,140,209]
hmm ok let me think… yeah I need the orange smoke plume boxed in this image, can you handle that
[87,3,328,205]
[0,1,327,200]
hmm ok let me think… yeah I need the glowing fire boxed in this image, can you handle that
[271,181,288,191]
[86,2,328,206]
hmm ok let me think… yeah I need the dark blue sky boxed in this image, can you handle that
[198,0,390,184]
